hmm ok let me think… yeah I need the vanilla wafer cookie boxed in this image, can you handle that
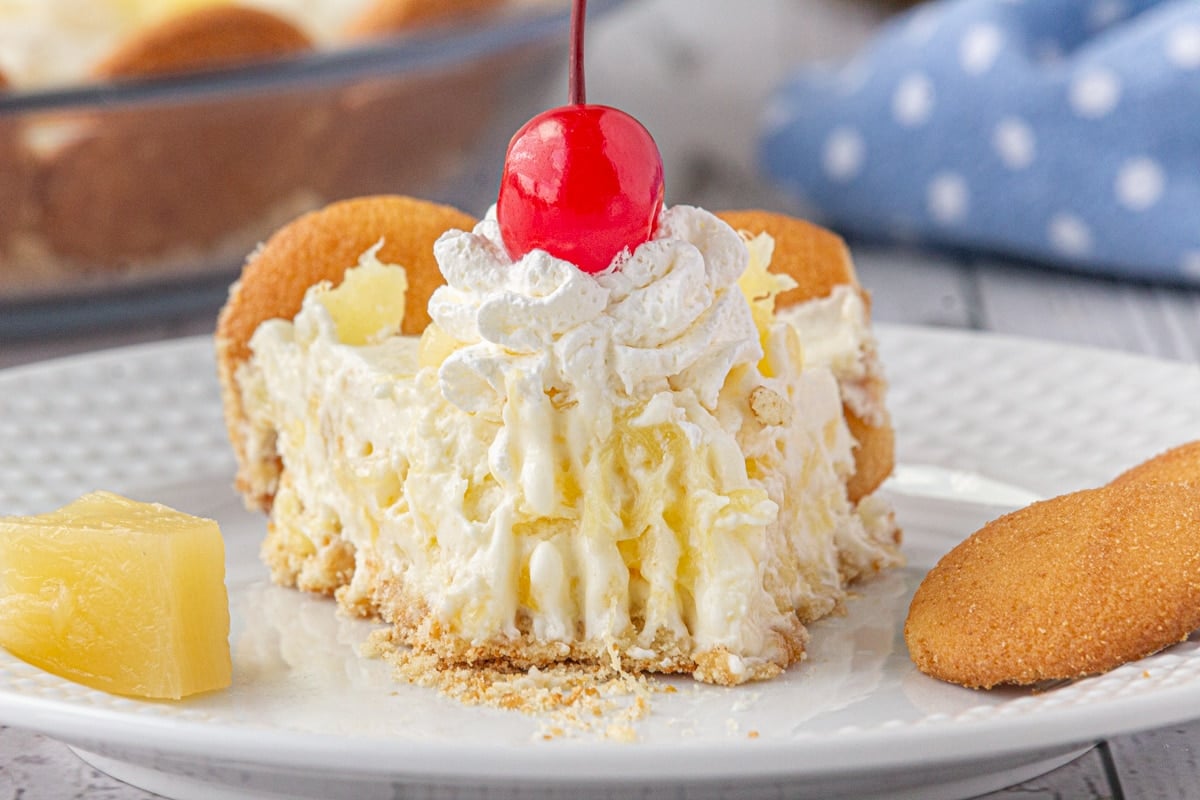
[907,448,1200,689]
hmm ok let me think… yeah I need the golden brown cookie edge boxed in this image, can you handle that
[215,194,476,506]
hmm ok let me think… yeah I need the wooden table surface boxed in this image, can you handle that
[2,1,1199,797]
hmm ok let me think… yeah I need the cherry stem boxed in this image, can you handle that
[569,0,587,105]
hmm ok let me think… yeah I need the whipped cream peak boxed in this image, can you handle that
[428,205,762,415]
[654,204,749,288]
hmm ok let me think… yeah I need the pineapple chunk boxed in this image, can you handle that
[736,232,798,377]
[318,250,409,346]
[417,321,461,369]
[0,491,231,700]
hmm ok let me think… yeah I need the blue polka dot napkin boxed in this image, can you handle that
[760,0,1200,285]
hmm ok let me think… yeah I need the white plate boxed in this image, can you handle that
[1,326,1199,800]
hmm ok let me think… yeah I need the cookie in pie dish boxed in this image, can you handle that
[0,1,555,303]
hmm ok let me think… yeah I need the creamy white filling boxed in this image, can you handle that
[775,284,887,426]
[245,209,901,675]
[252,307,790,657]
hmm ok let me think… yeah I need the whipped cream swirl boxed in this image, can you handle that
[428,205,762,417]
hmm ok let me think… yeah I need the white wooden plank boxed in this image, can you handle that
[1149,286,1200,363]
[973,261,1200,364]
[852,245,977,329]
[975,747,1115,799]
[1109,720,1200,800]
[0,727,148,800]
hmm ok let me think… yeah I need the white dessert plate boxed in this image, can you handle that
[1,325,1199,800]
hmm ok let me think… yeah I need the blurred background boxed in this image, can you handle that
[0,0,898,349]
[0,0,1196,363]
[585,0,893,209]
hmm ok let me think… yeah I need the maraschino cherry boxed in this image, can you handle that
[497,0,665,274]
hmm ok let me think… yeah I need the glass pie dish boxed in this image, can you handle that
[0,0,626,336]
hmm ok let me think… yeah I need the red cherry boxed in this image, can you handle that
[495,0,665,274]
[497,105,665,273]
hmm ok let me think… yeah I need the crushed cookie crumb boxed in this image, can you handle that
[365,630,666,741]
[749,386,792,427]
